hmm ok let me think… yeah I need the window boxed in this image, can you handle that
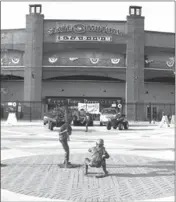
[102,108,117,115]
[130,8,135,15]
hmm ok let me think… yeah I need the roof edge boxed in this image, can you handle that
[44,19,127,23]
[1,28,25,31]
[145,30,175,35]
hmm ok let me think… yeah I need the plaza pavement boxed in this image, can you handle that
[1,121,175,202]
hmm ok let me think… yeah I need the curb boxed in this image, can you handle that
[1,121,160,127]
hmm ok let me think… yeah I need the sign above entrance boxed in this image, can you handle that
[45,97,122,106]
[56,35,112,42]
[48,24,122,36]
[78,103,100,114]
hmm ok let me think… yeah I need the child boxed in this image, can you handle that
[84,139,110,176]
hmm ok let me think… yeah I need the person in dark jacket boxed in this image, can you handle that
[59,122,72,167]
[80,109,89,132]
[84,139,110,176]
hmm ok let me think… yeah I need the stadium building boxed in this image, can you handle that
[1,4,175,121]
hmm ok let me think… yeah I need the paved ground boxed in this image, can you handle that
[1,123,175,202]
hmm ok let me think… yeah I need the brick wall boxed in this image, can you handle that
[42,81,125,98]
[144,82,175,103]
[2,81,174,104]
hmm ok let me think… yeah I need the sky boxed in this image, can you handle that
[1,1,175,32]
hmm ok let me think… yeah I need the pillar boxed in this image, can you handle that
[24,4,44,119]
[125,6,145,121]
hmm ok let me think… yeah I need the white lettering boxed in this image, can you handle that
[106,37,111,41]
[97,37,101,41]
[75,36,79,41]
[64,36,68,40]
[49,24,122,36]
[56,35,112,42]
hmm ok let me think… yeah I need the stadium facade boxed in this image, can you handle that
[1,4,175,121]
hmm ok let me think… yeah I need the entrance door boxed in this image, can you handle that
[146,105,158,121]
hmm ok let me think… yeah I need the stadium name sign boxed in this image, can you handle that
[48,24,122,36]
[56,36,112,42]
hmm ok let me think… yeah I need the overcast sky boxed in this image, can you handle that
[1,1,175,32]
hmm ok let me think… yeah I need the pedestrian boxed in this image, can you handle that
[84,139,110,176]
[58,122,72,167]
[159,112,170,128]
[80,109,89,132]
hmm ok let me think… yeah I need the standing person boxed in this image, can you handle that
[58,122,72,167]
[84,139,110,176]
[159,112,170,128]
[80,108,89,132]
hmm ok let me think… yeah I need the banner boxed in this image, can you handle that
[166,57,175,67]
[1,88,8,94]
[48,55,58,63]
[111,58,120,64]
[90,58,99,64]
[78,103,100,114]
[69,57,78,61]
[11,57,20,64]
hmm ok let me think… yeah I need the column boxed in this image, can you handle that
[24,4,44,119]
[125,6,145,121]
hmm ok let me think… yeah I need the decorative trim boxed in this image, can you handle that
[144,68,174,71]
[1,66,24,68]
[166,57,175,67]
[1,54,21,65]
[48,55,58,63]
[111,58,120,64]
[90,58,99,64]
[43,65,126,69]
[73,24,86,34]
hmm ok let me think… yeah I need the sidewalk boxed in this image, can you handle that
[1,125,174,202]
[1,153,174,202]
[1,120,43,126]
[1,120,161,127]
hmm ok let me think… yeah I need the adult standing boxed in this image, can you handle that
[80,108,89,132]
[159,112,170,128]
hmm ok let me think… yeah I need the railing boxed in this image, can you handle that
[0,101,175,122]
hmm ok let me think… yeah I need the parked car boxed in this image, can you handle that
[72,109,94,126]
[107,114,129,130]
[99,108,117,126]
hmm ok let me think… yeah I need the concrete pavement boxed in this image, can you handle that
[1,124,175,202]
[1,119,162,126]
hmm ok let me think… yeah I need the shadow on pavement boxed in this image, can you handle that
[125,128,155,131]
[106,160,175,177]
[107,171,174,177]
[130,124,158,127]
[57,163,83,169]
[130,148,175,151]
[107,161,174,169]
